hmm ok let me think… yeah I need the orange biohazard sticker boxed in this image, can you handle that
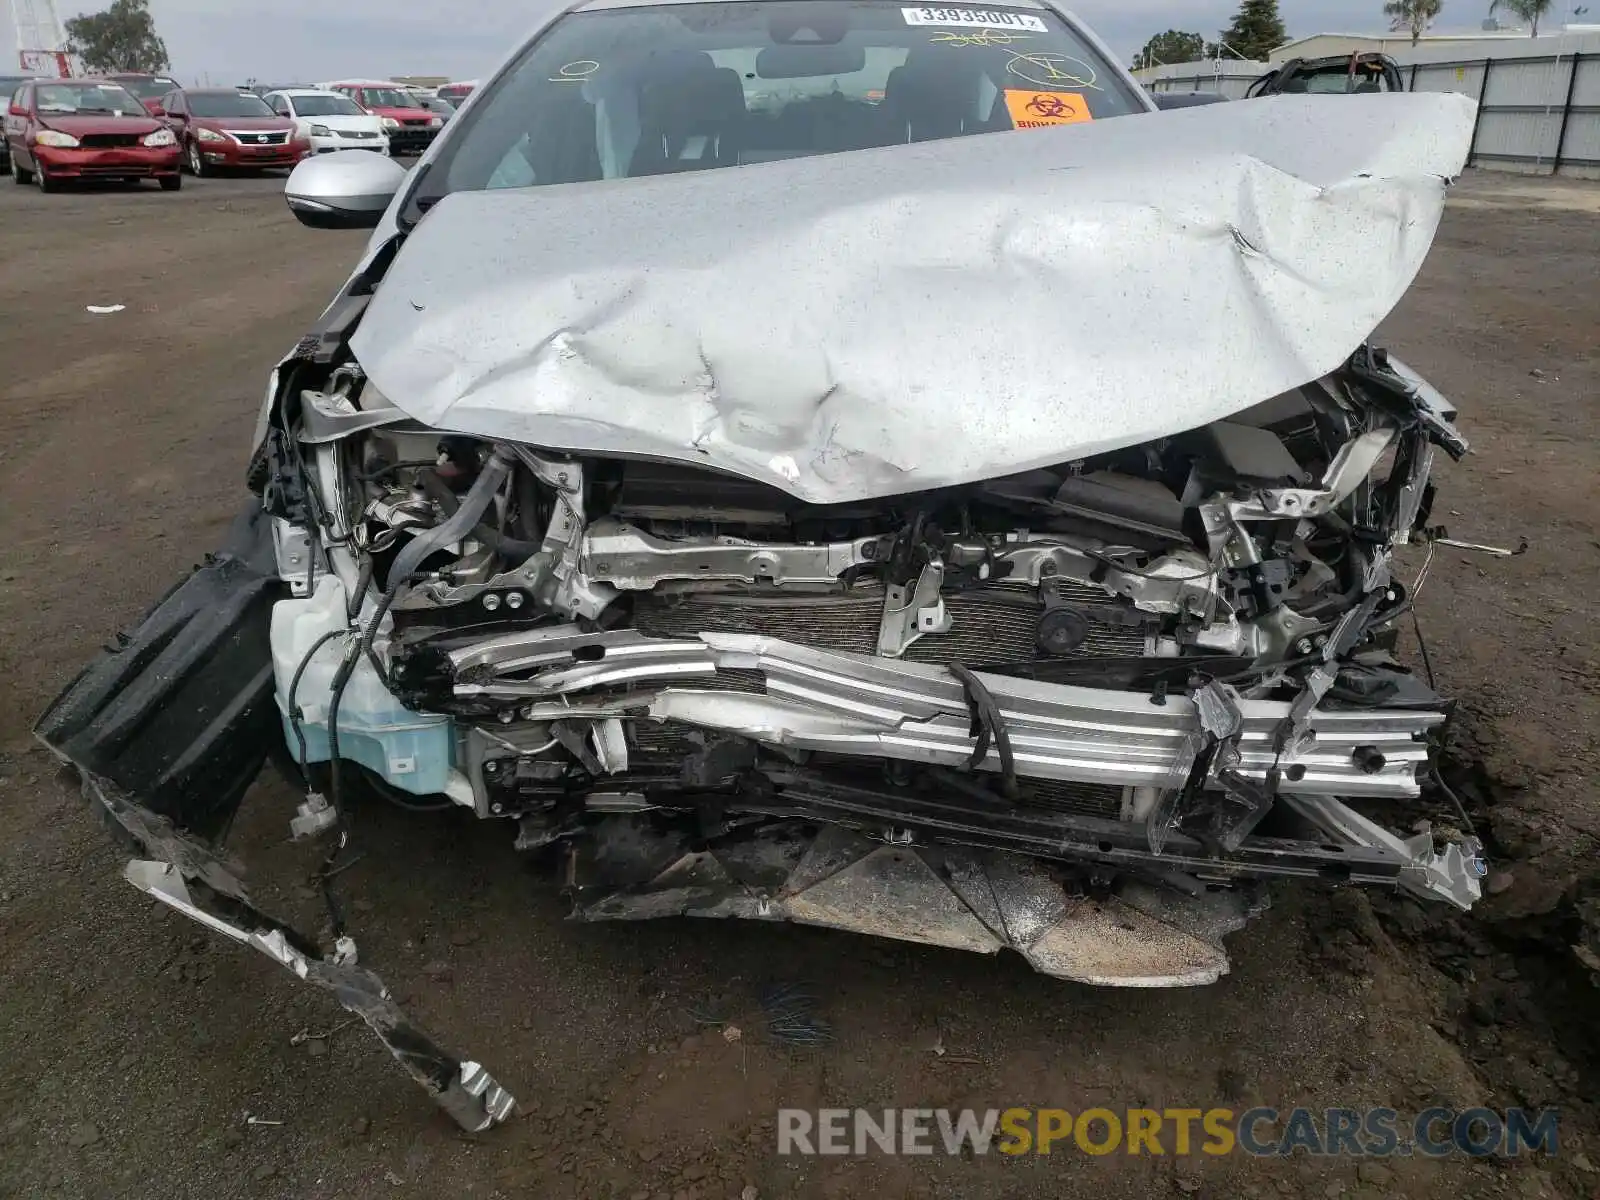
[1004,89,1092,129]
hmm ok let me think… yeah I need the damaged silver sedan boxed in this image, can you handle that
[37,0,1485,1128]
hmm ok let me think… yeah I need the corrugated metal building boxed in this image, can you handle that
[1265,32,1588,62]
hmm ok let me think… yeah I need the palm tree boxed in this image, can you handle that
[1489,0,1554,35]
[1384,0,1444,43]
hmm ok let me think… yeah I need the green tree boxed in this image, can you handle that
[1217,0,1288,60]
[65,0,170,74]
[1489,0,1553,35]
[1384,0,1444,44]
[1133,30,1207,69]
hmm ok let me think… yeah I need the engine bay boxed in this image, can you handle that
[241,343,1484,954]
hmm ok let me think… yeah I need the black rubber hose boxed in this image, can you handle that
[949,663,1019,801]
[419,469,541,561]
[288,628,347,773]
[365,772,456,813]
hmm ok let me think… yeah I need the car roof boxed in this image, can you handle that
[274,88,348,97]
[1293,52,1398,69]
[181,87,265,96]
[322,79,402,87]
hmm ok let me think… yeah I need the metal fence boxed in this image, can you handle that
[1410,54,1599,175]
[1145,53,1600,177]
[1144,70,1262,100]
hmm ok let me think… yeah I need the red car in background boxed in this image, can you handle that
[105,72,182,115]
[321,80,443,155]
[435,80,477,108]
[161,88,310,176]
[4,77,181,192]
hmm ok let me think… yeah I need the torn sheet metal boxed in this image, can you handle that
[82,773,515,1131]
[351,93,1477,504]
[1281,794,1487,910]
[569,820,1264,987]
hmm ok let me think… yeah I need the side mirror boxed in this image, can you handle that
[149,105,166,117]
[285,150,408,230]
[7,104,27,118]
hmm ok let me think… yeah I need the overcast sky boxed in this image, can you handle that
[1,0,1536,84]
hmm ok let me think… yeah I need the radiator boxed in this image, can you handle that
[632,583,1147,669]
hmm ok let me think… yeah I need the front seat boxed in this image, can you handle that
[628,53,747,175]
[881,58,976,142]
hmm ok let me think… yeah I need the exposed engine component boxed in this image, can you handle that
[38,344,1482,1134]
[232,346,1481,950]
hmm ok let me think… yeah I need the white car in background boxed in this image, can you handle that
[265,88,388,156]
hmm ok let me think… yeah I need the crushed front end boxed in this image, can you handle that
[36,91,1484,1122]
[37,339,1481,1118]
[319,343,1480,971]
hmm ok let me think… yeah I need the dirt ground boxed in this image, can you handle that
[0,168,1596,1200]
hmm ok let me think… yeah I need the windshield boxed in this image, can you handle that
[35,82,146,115]
[1297,66,1396,94]
[1269,59,1398,95]
[413,1,1141,210]
[293,94,366,117]
[362,88,424,109]
[189,92,277,118]
[115,76,178,99]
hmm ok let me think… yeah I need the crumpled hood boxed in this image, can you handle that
[352,92,1476,504]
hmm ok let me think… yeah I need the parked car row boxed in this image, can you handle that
[3,70,478,194]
